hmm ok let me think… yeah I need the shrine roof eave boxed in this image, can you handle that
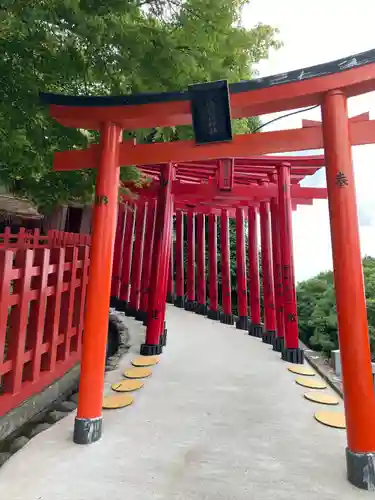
[40,48,375,130]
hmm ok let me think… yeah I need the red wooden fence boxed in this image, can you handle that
[0,228,91,249]
[0,230,91,416]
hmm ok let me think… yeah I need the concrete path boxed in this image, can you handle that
[0,306,368,499]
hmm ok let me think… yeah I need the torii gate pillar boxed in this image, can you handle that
[278,164,304,364]
[127,202,147,317]
[185,212,196,311]
[207,214,220,320]
[270,198,285,352]
[220,209,233,325]
[141,163,173,355]
[74,123,121,445]
[322,90,375,490]
[235,207,249,330]
[118,203,135,312]
[248,206,263,337]
[259,201,276,343]
[110,204,126,308]
[174,210,185,308]
[137,199,157,323]
[195,213,207,315]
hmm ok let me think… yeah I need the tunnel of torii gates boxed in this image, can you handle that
[41,48,375,489]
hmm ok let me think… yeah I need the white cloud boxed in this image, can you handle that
[242,0,375,281]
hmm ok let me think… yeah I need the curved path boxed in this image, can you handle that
[0,306,366,499]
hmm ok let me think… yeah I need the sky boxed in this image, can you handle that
[242,0,375,282]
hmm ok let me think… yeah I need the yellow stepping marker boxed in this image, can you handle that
[295,377,327,390]
[288,365,315,377]
[111,379,144,392]
[314,410,346,429]
[124,367,153,379]
[131,356,160,367]
[304,392,340,406]
[103,393,134,409]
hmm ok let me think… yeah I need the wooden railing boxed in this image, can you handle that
[0,228,91,249]
[0,229,91,416]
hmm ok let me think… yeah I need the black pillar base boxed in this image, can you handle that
[116,300,128,313]
[174,296,185,308]
[281,347,304,364]
[236,316,249,331]
[184,300,196,312]
[73,417,102,445]
[134,309,146,322]
[140,343,163,356]
[166,293,175,304]
[248,323,264,338]
[220,313,234,325]
[207,309,221,321]
[262,330,275,345]
[110,296,120,309]
[195,303,208,316]
[272,336,285,353]
[125,305,137,318]
[346,447,375,490]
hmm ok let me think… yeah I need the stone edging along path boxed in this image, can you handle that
[0,310,130,468]
[301,343,343,399]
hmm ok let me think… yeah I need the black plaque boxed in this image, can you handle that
[188,80,232,145]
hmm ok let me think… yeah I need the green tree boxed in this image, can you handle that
[1,0,280,213]
[297,257,375,357]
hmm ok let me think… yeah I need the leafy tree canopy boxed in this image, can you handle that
[0,0,280,212]
[297,256,375,357]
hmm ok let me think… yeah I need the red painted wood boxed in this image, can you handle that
[74,246,90,354]
[54,119,375,169]
[0,228,91,250]
[111,205,126,298]
[259,202,276,332]
[302,112,369,128]
[167,219,174,299]
[140,199,157,313]
[48,61,375,131]
[76,122,122,421]
[186,212,196,303]
[0,242,90,417]
[218,158,234,191]
[175,210,184,300]
[196,213,206,307]
[145,163,173,345]
[42,248,65,372]
[248,207,261,325]
[270,198,285,340]
[208,214,219,312]
[30,249,50,380]
[235,208,248,318]
[160,195,174,330]
[0,251,14,375]
[277,164,299,349]
[220,210,232,315]
[129,202,147,312]
[120,205,135,304]
[63,246,79,361]
[322,91,375,452]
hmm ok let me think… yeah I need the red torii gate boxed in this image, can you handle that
[40,47,375,490]
[116,157,326,348]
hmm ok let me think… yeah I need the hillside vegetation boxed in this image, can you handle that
[297,256,375,356]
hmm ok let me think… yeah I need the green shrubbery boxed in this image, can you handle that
[297,256,375,357]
